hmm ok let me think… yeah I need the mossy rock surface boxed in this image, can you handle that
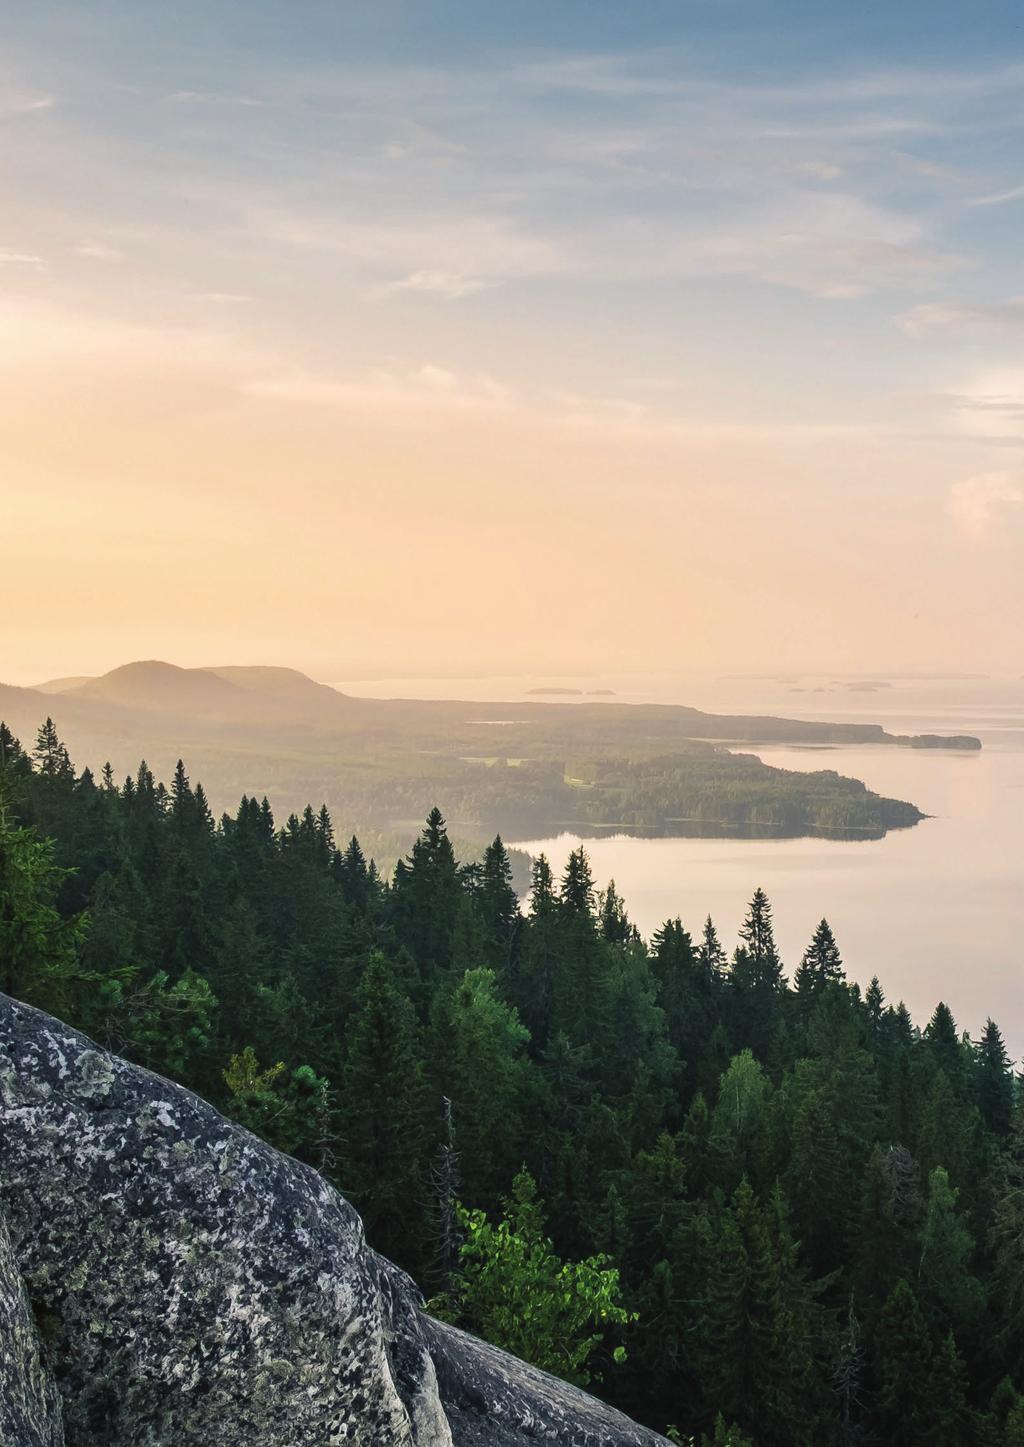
[0,993,668,1446]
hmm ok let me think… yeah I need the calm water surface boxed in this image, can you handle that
[339,671,1024,1054]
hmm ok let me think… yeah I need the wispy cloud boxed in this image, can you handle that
[899,300,1024,336]
[0,249,45,269]
[76,242,125,261]
[949,371,1024,441]
[2,93,55,115]
[166,90,266,108]
[376,270,496,300]
[243,362,516,413]
[966,184,1024,208]
[947,471,1024,538]
[249,208,562,282]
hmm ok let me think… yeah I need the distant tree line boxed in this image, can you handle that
[2,716,1024,1445]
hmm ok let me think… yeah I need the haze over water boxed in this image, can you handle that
[340,671,1024,1056]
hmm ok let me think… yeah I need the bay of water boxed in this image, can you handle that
[337,671,1024,1055]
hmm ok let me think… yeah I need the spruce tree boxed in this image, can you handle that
[560,846,595,917]
[341,951,430,1271]
[917,1166,983,1328]
[737,887,783,989]
[975,1018,1014,1135]
[875,1279,934,1442]
[794,917,843,999]
[432,967,532,1210]
[697,914,728,983]
[478,834,520,970]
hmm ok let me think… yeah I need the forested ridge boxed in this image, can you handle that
[0,665,937,849]
[2,716,1023,1446]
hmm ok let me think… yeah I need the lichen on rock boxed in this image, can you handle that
[0,993,668,1446]
[0,1205,65,1446]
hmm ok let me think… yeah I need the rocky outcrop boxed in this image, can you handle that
[0,1207,65,1446]
[0,994,668,1446]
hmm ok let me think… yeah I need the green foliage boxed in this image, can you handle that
[1,721,1021,1445]
[0,778,87,1018]
[222,1044,332,1166]
[340,951,430,1267]
[435,1167,634,1386]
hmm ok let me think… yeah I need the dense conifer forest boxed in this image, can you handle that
[3,716,1024,1445]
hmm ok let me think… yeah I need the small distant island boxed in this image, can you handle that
[899,734,981,751]
[526,686,583,696]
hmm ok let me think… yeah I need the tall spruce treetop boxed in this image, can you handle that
[976,1018,1015,1135]
[795,918,844,993]
[865,976,885,1028]
[736,887,783,990]
[393,807,460,975]
[560,847,595,917]
[193,783,214,835]
[925,1002,962,1078]
[338,835,370,908]
[528,855,555,917]
[599,880,632,944]
[33,717,73,780]
[170,759,192,818]
[480,836,519,935]
[698,915,728,982]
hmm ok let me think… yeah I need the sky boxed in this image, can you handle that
[3,0,1024,684]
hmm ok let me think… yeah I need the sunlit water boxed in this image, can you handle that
[337,671,1024,1055]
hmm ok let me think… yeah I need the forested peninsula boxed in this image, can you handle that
[1,718,1020,1446]
[0,661,973,853]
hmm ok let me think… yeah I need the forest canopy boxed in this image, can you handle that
[0,716,1020,1447]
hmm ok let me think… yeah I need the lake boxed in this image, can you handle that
[337,671,1024,1056]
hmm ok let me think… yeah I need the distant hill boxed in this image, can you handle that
[34,675,95,694]
[22,661,353,727]
[205,665,351,706]
[70,661,246,715]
